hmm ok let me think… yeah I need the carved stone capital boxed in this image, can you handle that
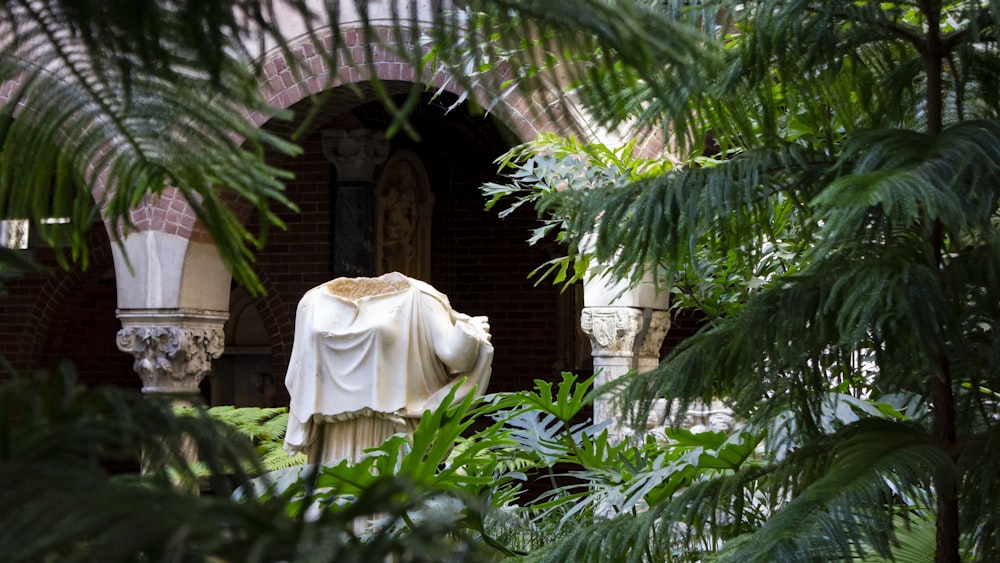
[116,309,227,394]
[580,307,644,357]
[639,310,671,358]
[581,307,671,359]
[116,326,224,393]
[322,128,390,182]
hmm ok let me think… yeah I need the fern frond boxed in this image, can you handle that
[259,441,306,472]
[0,2,301,292]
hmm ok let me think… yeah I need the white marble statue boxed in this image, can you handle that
[283,272,493,465]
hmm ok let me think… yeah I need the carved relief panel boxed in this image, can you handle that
[375,150,433,280]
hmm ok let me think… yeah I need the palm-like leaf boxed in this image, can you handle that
[1,364,504,562]
[0,363,291,561]
[428,0,724,141]
[0,0,447,292]
[0,1,309,291]
[465,1,1000,560]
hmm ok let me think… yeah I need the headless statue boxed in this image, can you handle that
[283,272,493,465]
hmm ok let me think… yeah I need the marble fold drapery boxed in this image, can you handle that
[284,272,492,464]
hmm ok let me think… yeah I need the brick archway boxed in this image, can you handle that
[127,24,574,243]
[0,23,665,244]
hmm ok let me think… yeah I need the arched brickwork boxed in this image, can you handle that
[0,22,661,395]
[0,227,120,376]
[185,24,577,243]
[244,272,296,392]
[28,232,115,366]
[0,24,664,244]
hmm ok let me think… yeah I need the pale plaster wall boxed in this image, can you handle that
[583,265,670,310]
[113,231,187,309]
[177,241,232,311]
[113,231,230,311]
[579,233,670,310]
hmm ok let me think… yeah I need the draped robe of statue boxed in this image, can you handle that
[283,272,493,465]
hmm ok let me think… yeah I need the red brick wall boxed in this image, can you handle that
[0,23,664,399]
[0,227,136,388]
[246,115,570,400]
[36,270,138,390]
[0,126,582,400]
[429,150,565,394]
[660,308,708,358]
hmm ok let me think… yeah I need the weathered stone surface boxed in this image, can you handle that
[284,273,493,466]
[116,309,227,394]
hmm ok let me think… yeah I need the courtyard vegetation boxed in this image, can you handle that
[1,1,1000,561]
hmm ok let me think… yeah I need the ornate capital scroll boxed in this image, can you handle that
[581,307,670,360]
[639,310,671,358]
[322,128,390,182]
[116,309,227,394]
[580,307,644,357]
[583,306,671,445]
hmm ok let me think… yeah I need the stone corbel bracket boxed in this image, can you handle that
[116,309,228,394]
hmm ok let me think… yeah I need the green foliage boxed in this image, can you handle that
[226,372,773,561]
[0,366,506,562]
[426,1,721,138]
[459,1,1000,560]
[178,405,308,474]
[8,0,1000,560]
[0,0,308,291]
[482,133,806,318]
[0,364,280,561]
[0,0,450,294]
[9,353,952,562]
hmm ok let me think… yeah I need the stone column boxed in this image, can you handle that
[322,128,390,278]
[579,244,671,443]
[116,309,227,490]
[116,309,227,397]
[581,306,670,443]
